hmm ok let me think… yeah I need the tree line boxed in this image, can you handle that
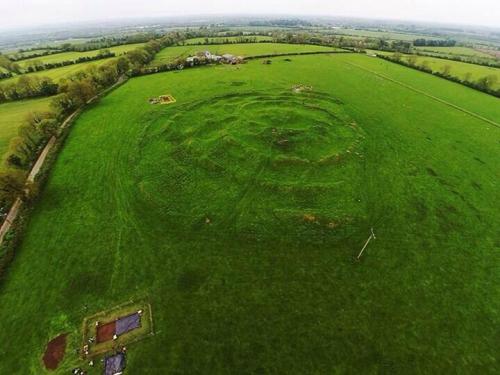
[413,39,457,47]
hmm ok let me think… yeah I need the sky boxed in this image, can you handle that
[0,0,498,29]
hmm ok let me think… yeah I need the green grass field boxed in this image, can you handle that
[17,43,145,69]
[184,36,273,44]
[373,50,500,89]
[0,96,53,161]
[150,42,341,65]
[0,53,499,374]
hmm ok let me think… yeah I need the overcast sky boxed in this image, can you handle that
[0,0,498,29]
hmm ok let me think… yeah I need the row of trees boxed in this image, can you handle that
[190,36,267,45]
[0,71,12,79]
[0,75,58,101]
[413,39,456,47]
[0,54,21,74]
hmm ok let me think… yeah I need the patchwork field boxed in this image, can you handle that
[0,96,53,161]
[0,53,499,374]
[150,42,342,65]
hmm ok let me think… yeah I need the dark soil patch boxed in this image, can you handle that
[97,321,116,343]
[43,333,68,370]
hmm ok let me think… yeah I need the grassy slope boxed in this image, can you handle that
[150,42,341,65]
[0,54,499,374]
[17,43,145,68]
[0,96,53,159]
[374,50,500,90]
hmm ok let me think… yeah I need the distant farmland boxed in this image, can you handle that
[150,42,342,65]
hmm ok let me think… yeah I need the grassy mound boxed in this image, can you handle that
[138,91,364,242]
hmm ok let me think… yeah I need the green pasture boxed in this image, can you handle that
[0,96,53,161]
[0,53,499,374]
[184,36,273,44]
[150,42,341,65]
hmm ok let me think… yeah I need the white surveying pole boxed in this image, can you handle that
[357,228,376,260]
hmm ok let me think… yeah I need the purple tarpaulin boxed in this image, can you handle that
[115,313,141,336]
[104,353,125,375]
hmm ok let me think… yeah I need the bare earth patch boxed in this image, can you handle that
[42,333,68,370]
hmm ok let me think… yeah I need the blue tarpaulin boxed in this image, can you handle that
[104,353,125,375]
[116,313,141,336]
